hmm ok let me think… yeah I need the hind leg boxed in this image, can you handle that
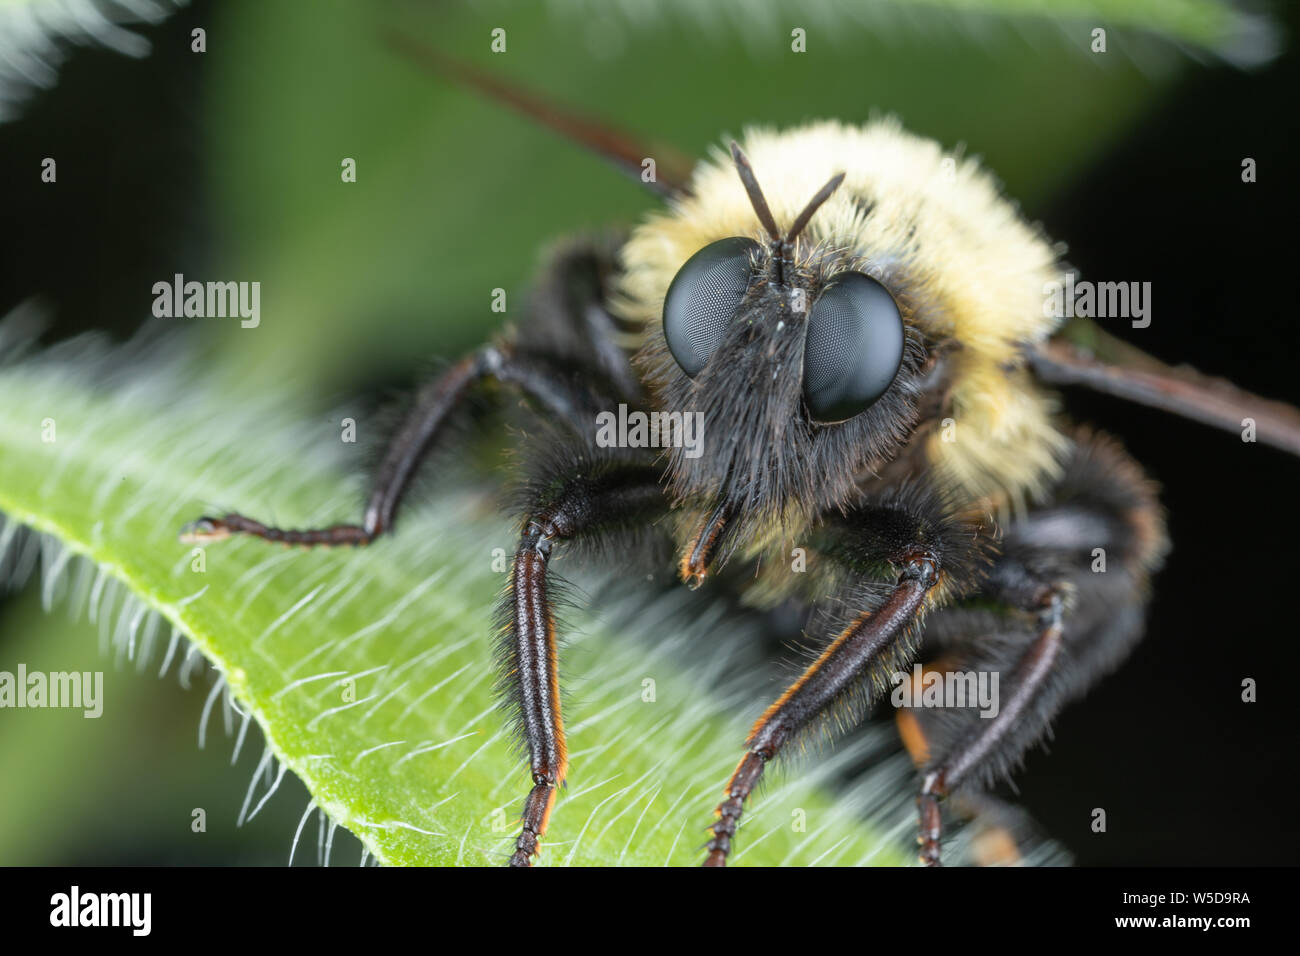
[895,664,1044,866]
[907,431,1167,865]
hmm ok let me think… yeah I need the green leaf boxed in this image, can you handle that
[0,335,910,866]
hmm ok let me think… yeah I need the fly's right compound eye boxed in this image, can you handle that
[662,236,760,377]
[802,272,905,423]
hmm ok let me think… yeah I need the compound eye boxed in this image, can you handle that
[802,272,905,423]
[663,237,760,377]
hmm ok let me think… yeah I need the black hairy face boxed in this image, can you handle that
[638,240,929,546]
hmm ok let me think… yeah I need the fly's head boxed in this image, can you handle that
[637,142,929,570]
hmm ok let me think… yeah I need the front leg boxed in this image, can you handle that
[704,488,984,867]
[499,444,665,866]
[705,551,939,866]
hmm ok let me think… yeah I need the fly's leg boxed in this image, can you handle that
[500,451,664,866]
[180,344,609,547]
[916,591,1064,866]
[702,486,985,867]
[181,233,641,549]
[908,430,1166,866]
[705,549,939,866]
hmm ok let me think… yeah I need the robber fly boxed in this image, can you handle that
[181,41,1300,866]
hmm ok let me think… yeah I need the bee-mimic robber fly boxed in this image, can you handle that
[181,40,1300,867]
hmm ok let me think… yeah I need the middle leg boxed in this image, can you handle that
[908,430,1167,865]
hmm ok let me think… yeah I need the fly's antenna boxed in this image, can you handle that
[788,171,847,244]
[729,141,783,244]
[729,141,845,287]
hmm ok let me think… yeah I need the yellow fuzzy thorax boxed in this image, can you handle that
[613,118,1070,513]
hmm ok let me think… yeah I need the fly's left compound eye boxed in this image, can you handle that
[662,236,761,377]
[802,272,905,423]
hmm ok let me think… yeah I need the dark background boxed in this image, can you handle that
[1022,40,1300,863]
[0,0,1295,864]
